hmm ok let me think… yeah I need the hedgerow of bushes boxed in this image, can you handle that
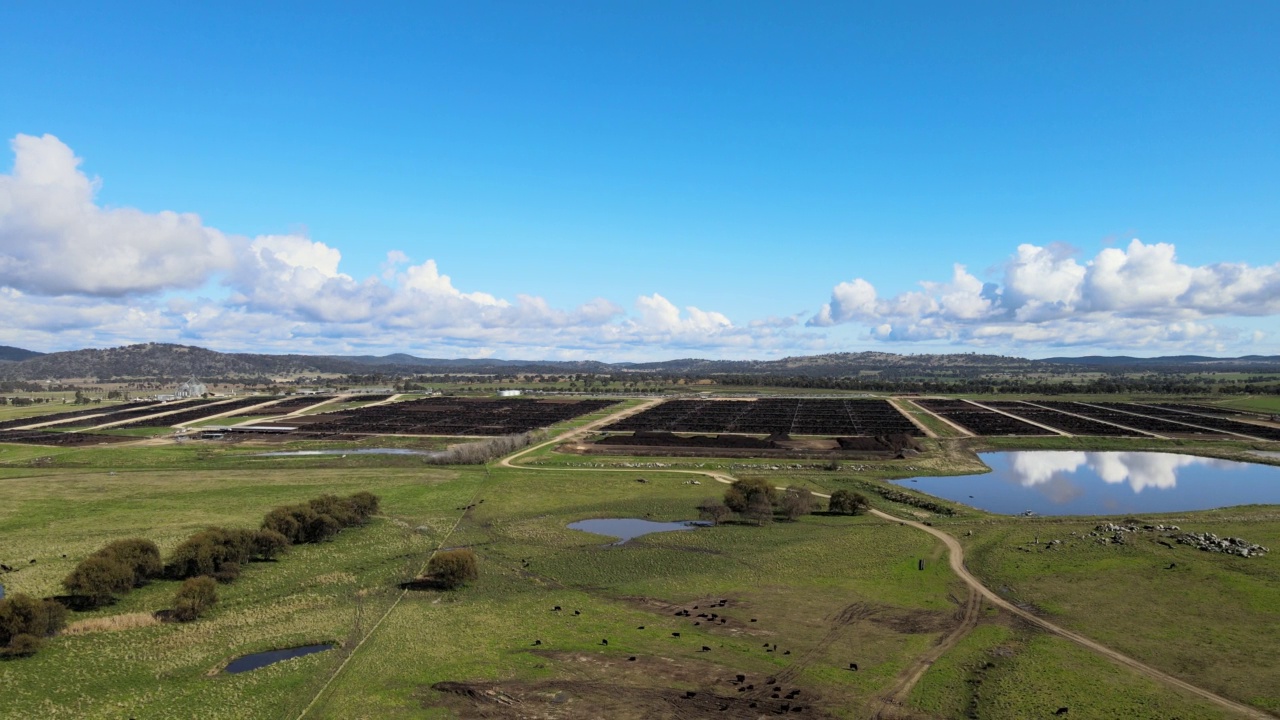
[167,491,380,582]
[22,492,381,659]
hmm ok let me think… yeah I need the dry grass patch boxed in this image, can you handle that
[62,612,160,636]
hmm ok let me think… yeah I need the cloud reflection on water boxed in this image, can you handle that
[1006,451,1236,495]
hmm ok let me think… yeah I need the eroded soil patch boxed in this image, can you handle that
[424,650,834,719]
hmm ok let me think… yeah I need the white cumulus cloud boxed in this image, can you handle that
[0,134,814,359]
[810,239,1280,351]
[0,134,237,296]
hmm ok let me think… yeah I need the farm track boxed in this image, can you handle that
[872,585,981,718]
[502,401,1276,720]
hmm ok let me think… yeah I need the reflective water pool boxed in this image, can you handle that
[253,448,440,457]
[893,451,1280,516]
[567,518,710,545]
[224,644,335,673]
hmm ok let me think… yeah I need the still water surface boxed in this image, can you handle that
[224,644,335,673]
[253,448,439,457]
[893,451,1280,516]
[568,518,709,545]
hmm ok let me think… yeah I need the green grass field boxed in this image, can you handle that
[1,396,1278,719]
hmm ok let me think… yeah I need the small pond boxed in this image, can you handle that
[224,644,335,674]
[252,448,441,458]
[567,518,710,545]
[0,583,5,599]
[894,451,1280,516]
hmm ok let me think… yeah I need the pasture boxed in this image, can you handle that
[0,394,1278,718]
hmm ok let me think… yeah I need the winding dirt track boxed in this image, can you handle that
[502,400,1275,720]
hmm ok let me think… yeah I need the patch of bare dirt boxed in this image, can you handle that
[868,608,955,635]
[422,651,834,719]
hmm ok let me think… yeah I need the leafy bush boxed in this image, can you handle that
[2,633,41,657]
[0,594,66,658]
[61,538,163,607]
[62,555,135,607]
[427,549,478,589]
[252,529,290,560]
[780,486,816,521]
[211,561,241,584]
[829,489,869,515]
[99,539,163,585]
[348,491,380,518]
[165,527,254,580]
[172,576,218,622]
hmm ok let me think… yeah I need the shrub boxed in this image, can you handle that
[697,498,732,526]
[62,555,135,607]
[2,633,41,657]
[212,562,241,584]
[724,478,777,514]
[261,506,303,543]
[172,576,218,622]
[60,538,163,608]
[309,494,358,528]
[348,491,380,519]
[252,529,290,560]
[99,538,163,586]
[165,527,254,580]
[780,486,816,521]
[0,594,67,648]
[427,549,478,589]
[829,489,869,515]
[308,512,343,543]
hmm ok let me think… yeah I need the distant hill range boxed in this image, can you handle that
[0,345,45,362]
[0,342,1276,380]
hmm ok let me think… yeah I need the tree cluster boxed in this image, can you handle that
[62,538,163,608]
[260,492,380,546]
[0,594,67,658]
[828,489,870,515]
[712,480,819,526]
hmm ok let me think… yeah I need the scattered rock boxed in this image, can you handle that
[1175,532,1268,558]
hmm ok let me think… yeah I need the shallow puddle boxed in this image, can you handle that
[223,644,335,673]
[567,518,710,545]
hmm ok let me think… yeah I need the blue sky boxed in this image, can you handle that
[1,2,1277,359]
